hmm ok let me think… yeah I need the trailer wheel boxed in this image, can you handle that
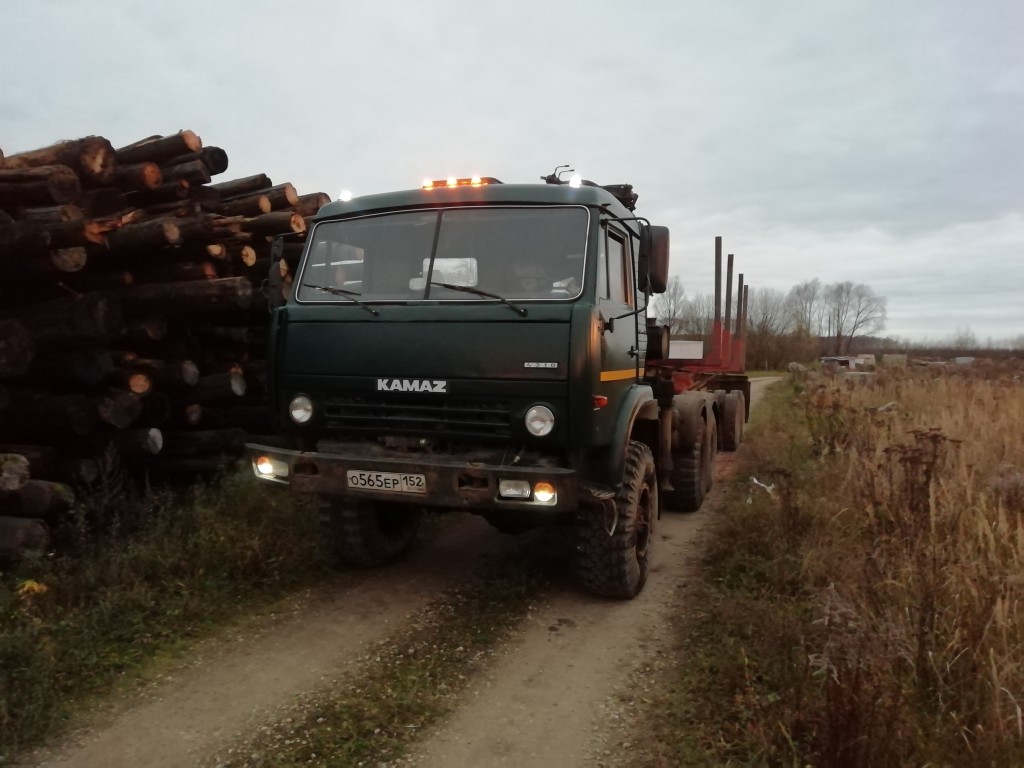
[663,416,705,512]
[575,441,656,599]
[703,416,718,493]
[332,499,422,566]
[722,391,745,451]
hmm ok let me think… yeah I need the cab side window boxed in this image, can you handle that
[605,227,632,306]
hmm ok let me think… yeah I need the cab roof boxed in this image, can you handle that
[315,182,636,221]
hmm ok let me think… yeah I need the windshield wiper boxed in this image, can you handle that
[302,284,380,316]
[428,281,527,317]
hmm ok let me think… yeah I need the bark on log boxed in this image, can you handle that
[235,183,297,210]
[116,277,252,315]
[0,480,74,522]
[107,427,163,455]
[0,165,82,206]
[31,348,114,386]
[15,204,83,224]
[0,516,49,564]
[138,392,170,426]
[61,268,133,292]
[78,188,133,216]
[293,192,331,217]
[5,136,116,184]
[121,314,168,341]
[161,159,211,186]
[193,405,271,432]
[0,454,30,492]
[11,292,124,349]
[210,174,271,198]
[110,161,163,191]
[45,217,117,248]
[163,146,229,176]
[115,130,202,165]
[218,193,271,218]
[0,210,52,256]
[0,320,34,377]
[130,260,218,284]
[105,217,181,251]
[96,388,142,429]
[0,445,97,485]
[174,214,246,244]
[124,179,190,208]
[243,212,305,236]
[126,358,200,388]
[5,392,99,437]
[188,371,247,403]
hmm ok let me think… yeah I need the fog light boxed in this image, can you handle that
[498,479,531,499]
[254,456,289,480]
[533,482,556,503]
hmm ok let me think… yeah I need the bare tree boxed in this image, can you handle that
[650,276,687,335]
[786,278,824,335]
[678,294,715,337]
[825,281,887,354]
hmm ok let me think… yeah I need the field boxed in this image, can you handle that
[642,361,1024,766]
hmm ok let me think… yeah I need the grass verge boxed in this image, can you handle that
[0,472,330,761]
[633,364,1024,767]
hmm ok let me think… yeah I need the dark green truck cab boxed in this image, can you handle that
[248,173,747,598]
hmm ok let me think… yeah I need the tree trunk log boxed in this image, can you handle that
[5,136,116,184]
[0,320,34,376]
[124,179,190,208]
[0,517,49,564]
[0,444,97,485]
[116,130,202,165]
[293,192,331,217]
[111,161,163,191]
[121,314,168,342]
[0,165,82,206]
[0,210,52,256]
[219,193,271,218]
[163,146,229,176]
[96,388,142,429]
[161,159,211,186]
[126,358,200,388]
[78,188,133,216]
[131,260,218,284]
[31,348,114,386]
[116,277,252,315]
[5,391,99,437]
[160,427,247,456]
[105,217,181,251]
[15,204,83,224]
[0,454,30,492]
[243,211,305,236]
[10,292,124,349]
[50,247,89,272]
[237,183,297,210]
[108,427,163,455]
[210,174,271,198]
[187,371,247,403]
[0,480,74,522]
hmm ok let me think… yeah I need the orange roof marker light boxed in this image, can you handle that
[422,176,503,190]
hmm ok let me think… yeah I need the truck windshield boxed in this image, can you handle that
[295,206,588,304]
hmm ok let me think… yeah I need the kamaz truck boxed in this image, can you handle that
[247,169,749,599]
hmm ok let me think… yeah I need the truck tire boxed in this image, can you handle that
[722,391,745,451]
[663,417,705,512]
[575,441,656,599]
[332,499,422,566]
[703,416,718,493]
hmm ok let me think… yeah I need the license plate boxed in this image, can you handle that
[346,470,426,494]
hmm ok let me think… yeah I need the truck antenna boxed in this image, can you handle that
[541,164,574,185]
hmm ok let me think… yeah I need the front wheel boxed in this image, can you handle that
[575,441,657,599]
[331,499,422,566]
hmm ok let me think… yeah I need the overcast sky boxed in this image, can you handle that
[3,1,1021,343]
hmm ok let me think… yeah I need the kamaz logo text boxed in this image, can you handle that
[377,379,448,393]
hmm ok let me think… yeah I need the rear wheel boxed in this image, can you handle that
[722,391,745,451]
[703,417,718,493]
[575,441,657,599]
[332,499,422,566]
[663,417,705,512]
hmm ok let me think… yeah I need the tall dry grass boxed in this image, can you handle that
[797,362,1024,765]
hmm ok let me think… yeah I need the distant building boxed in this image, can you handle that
[881,354,908,367]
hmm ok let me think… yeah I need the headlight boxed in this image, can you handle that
[289,394,313,424]
[525,405,555,437]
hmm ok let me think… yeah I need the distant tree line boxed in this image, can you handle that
[650,276,889,369]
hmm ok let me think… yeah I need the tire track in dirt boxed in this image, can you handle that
[24,517,520,768]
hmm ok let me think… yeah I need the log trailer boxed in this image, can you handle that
[247,170,749,599]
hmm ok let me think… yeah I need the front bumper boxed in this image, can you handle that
[246,442,580,513]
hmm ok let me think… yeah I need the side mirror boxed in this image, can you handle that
[639,225,670,294]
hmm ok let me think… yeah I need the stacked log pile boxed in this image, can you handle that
[0,131,328,561]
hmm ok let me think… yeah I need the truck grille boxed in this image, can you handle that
[324,396,511,439]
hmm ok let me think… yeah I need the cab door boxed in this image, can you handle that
[593,222,640,443]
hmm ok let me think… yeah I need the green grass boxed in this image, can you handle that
[0,471,331,761]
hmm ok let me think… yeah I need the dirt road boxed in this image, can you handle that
[25,379,775,768]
